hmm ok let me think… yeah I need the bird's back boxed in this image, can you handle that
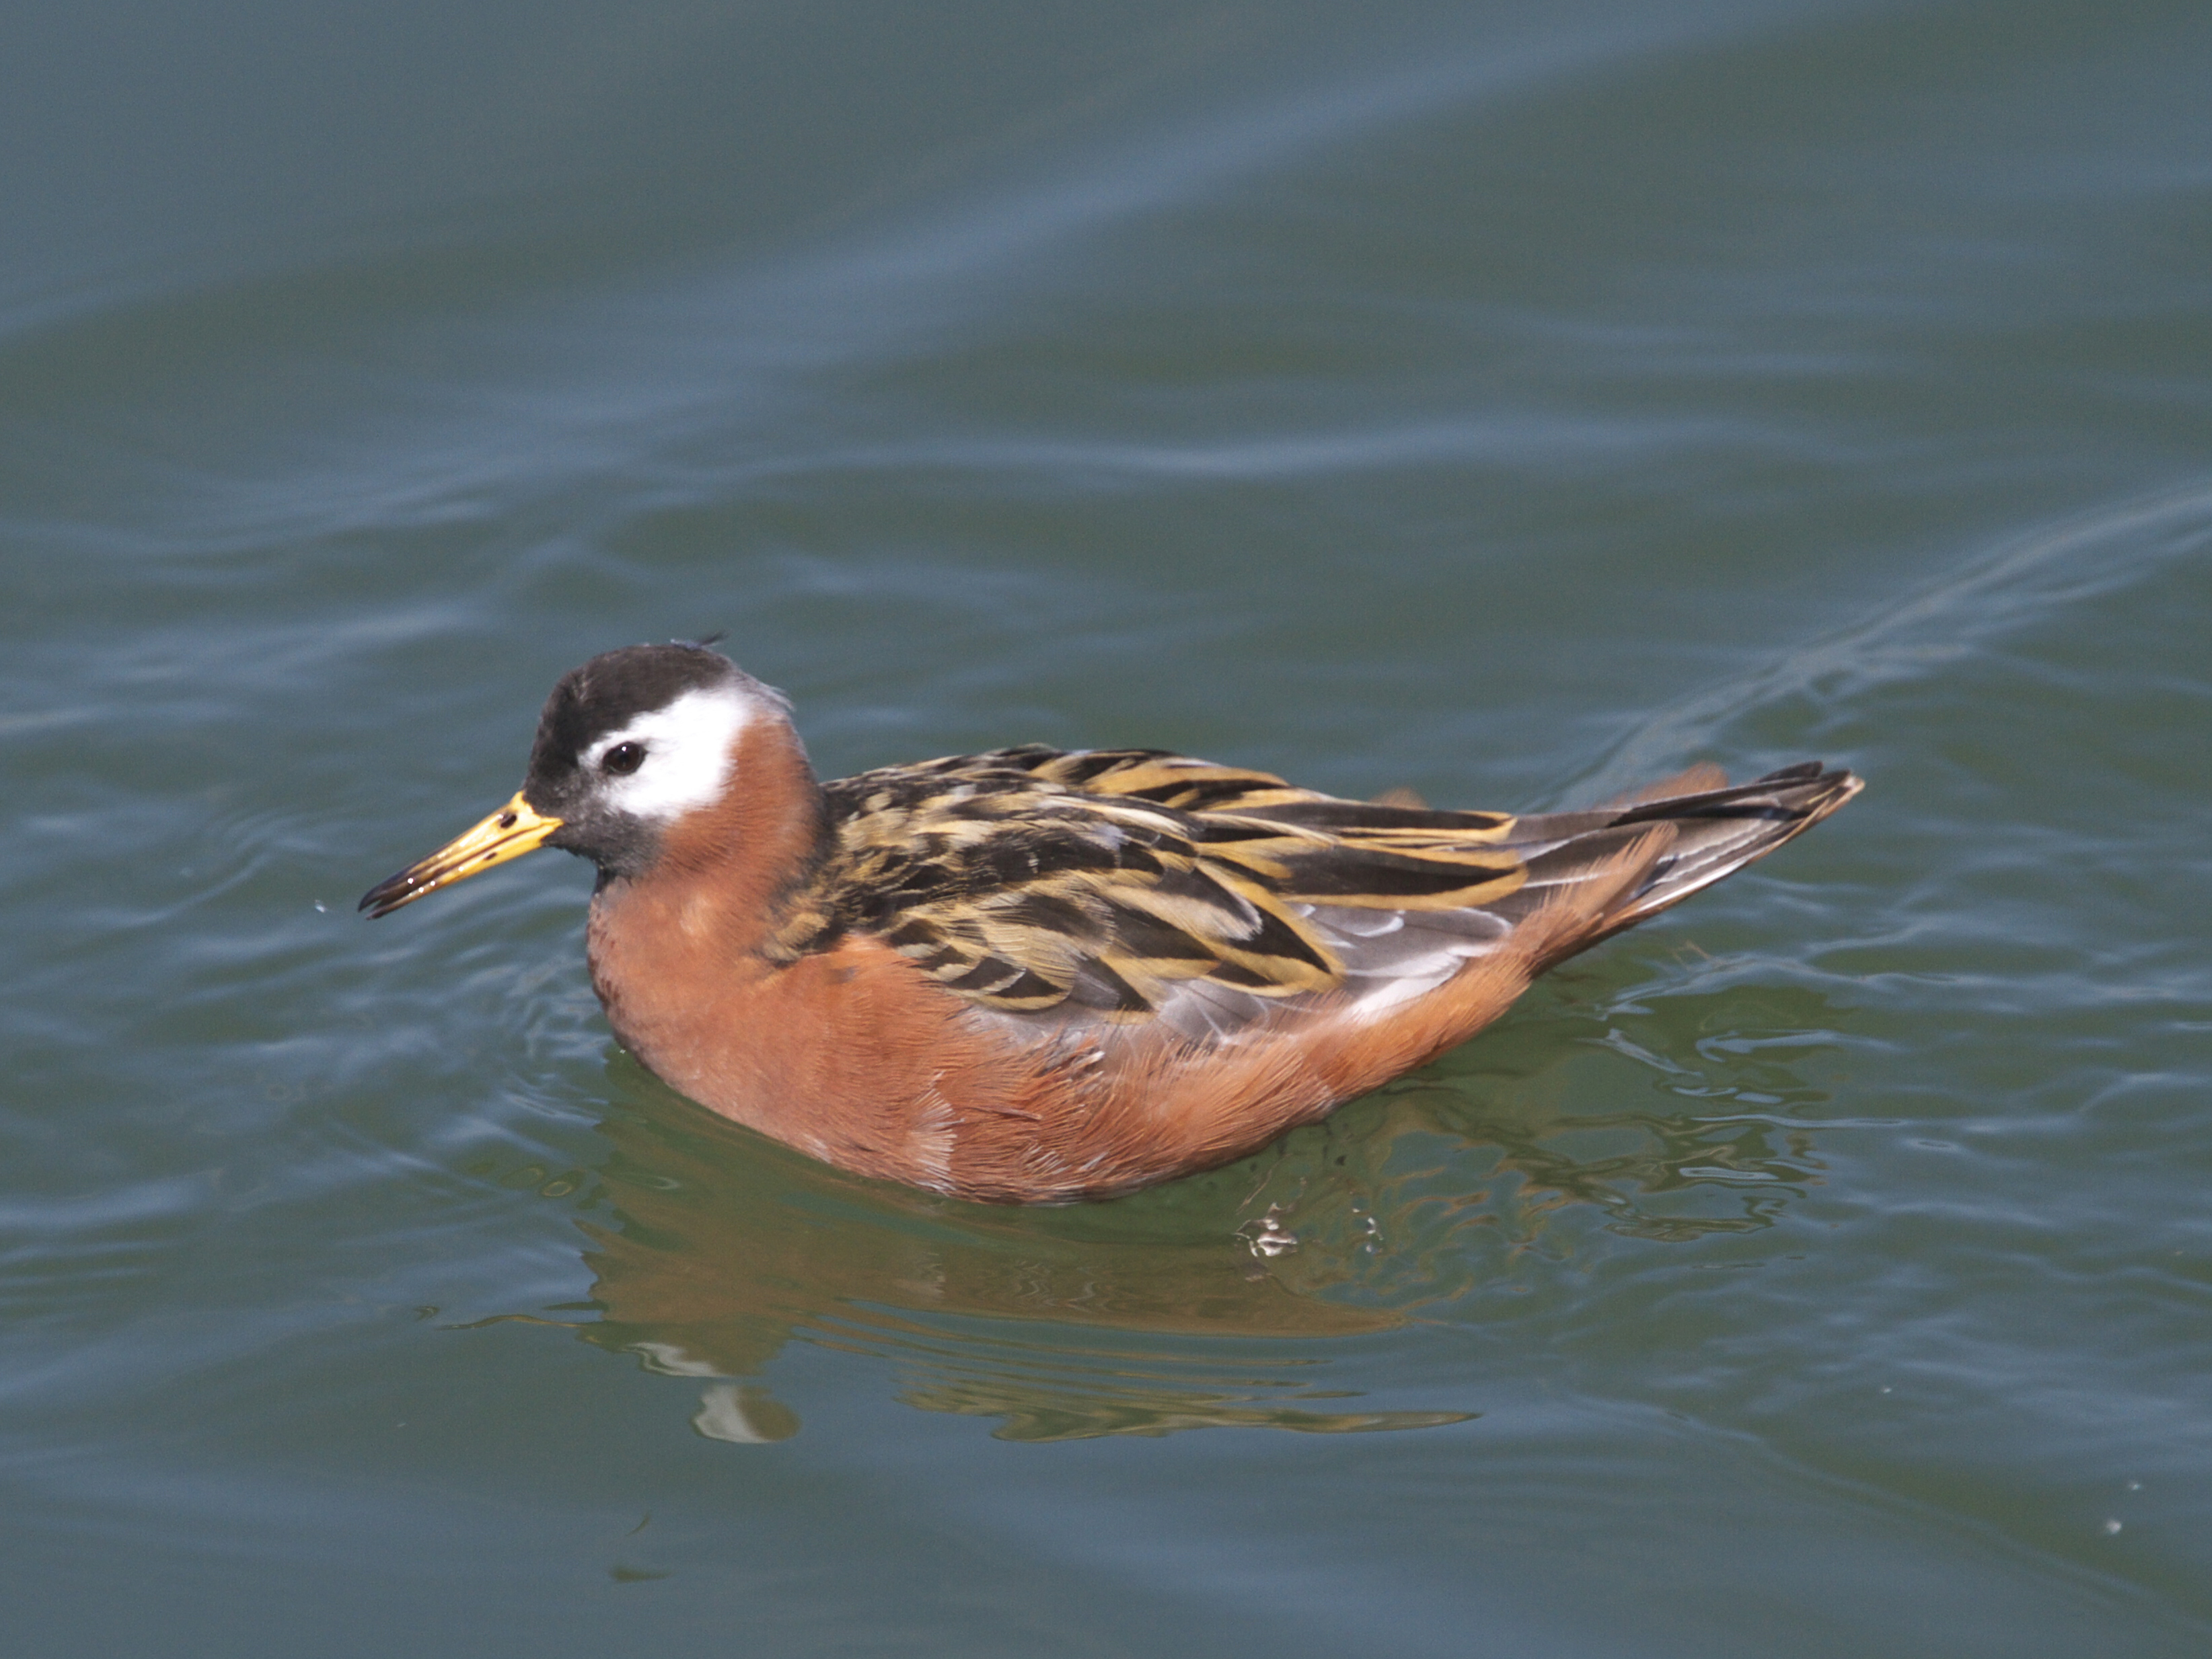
[770,747,1857,1044]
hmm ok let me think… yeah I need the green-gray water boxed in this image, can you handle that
[6,3,2210,1654]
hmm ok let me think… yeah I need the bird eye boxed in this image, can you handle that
[601,741,647,776]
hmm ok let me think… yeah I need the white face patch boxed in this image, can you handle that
[584,685,753,825]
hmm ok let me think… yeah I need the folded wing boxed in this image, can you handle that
[774,747,1858,1041]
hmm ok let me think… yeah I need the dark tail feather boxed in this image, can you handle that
[1512,762,1862,963]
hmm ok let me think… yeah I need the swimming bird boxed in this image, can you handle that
[361,642,1859,1203]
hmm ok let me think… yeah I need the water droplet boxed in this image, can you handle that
[2104,1520,2123,1536]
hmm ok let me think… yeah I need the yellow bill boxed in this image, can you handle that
[359,792,562,918]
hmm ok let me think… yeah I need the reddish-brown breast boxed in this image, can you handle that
[584,714,1042,1191]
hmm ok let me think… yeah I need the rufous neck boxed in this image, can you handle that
[601,710,827,961]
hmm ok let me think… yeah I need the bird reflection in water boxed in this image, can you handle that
[560,1060,1460,1442]
[478,979,1847,1442]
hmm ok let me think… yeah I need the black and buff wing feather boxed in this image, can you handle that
[770,746,1857,1039]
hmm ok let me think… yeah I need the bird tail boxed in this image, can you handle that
[1505,762,1863,966]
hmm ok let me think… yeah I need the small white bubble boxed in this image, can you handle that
[314,901,328,913]
[2103,1520,2123,1536]
[2126,1481,2141,1491]
[1879,1386,1892,1394]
